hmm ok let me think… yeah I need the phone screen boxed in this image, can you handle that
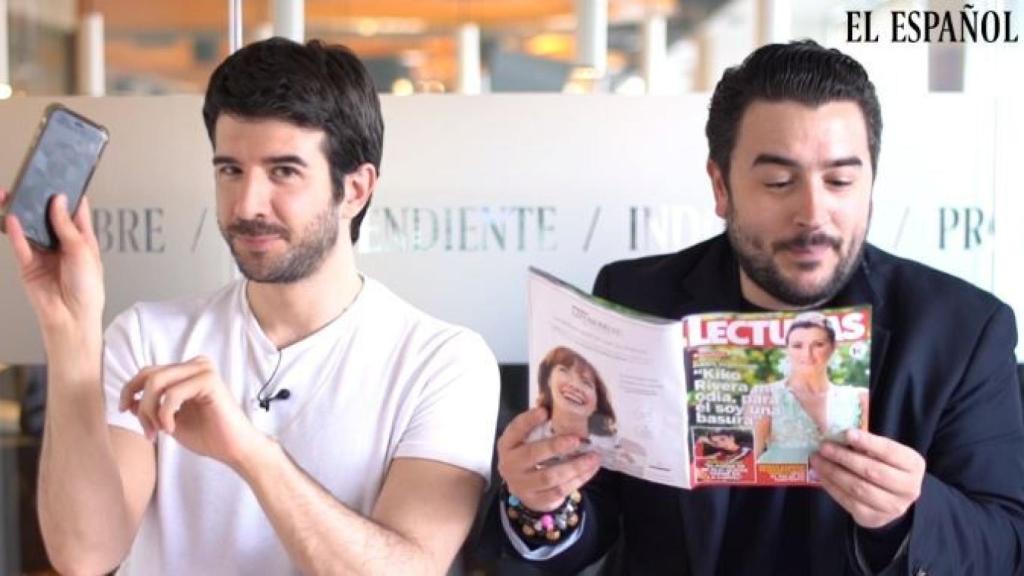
[6,106,108,250]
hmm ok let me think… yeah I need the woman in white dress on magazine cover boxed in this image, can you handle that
[749,312,869,465]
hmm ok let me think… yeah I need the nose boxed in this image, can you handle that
[232,171,273,221]
[792,178,829,230]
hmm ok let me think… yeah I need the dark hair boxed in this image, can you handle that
[698,428,753,457]
[785,312,837,346]
[537,346,616,436]
[706,40,882,189]
[701,428,753,447]
[202,37,384,243]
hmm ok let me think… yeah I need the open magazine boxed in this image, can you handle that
[527,267,872,489]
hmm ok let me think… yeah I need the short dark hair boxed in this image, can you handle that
[706,40,882,188]
[202,37,384,243]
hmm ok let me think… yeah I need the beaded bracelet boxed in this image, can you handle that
[503,487,582,543]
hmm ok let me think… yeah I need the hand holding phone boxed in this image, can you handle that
[2,105,108,337]
[1,104,108,250]
[4,188,107,340]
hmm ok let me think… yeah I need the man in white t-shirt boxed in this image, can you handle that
[2,37,499,575]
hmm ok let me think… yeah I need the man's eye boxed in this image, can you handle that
[271,166,299,178]
[217,165,241,177]
[827,179,853,188]
[764,180,791,189]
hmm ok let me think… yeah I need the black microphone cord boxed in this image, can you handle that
[256,349,288,411]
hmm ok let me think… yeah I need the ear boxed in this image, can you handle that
[339,163,377,220]
[707,159,730,219]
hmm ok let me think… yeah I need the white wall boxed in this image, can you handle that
[0,94,1019,363]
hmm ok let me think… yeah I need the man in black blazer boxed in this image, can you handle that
[495,41,1024,575]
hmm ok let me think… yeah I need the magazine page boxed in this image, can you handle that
[527,268,692,489]
[685,307,872,487]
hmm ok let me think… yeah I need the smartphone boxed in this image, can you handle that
[1,104,109,250]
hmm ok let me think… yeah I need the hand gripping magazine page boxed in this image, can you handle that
[527,268,873,489]
[528,268,692,488]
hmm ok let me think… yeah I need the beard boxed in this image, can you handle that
[220,202,340,284]
[726,209,866,308]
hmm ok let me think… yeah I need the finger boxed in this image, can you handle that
[123,361,209,415]
[516,453,602,506]
[73,195,99,251]
[156,378,205,434]
[810,452,898,516]
[525,452,601,493]
[815,467,905,529]
[135,356,215,423]
[816,441,909,495]
[4,214,37,270]
[526,434,586,466]
[520,455,601,510]
[120,365,163,412]
[844,429,924,473]
[120,357,214,410]
[497,406,549,454]
[136,411,156,442]
[0,187,8,207]
[49,194,83,248]
[815,469,868,523]
[499,434,581,480]
[137,364,209,424]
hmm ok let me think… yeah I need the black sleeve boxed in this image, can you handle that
[855,511,912,572]
[873,304,1024,575]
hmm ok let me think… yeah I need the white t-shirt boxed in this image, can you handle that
[103,277,500,575]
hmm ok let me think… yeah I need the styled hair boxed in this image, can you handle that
[202,37,384,243]
[786,311,837,346]
[537,346,616,436]
[701,428,753,453]
[706,40,882,188]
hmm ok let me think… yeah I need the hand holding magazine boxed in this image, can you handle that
[528,267,871,489]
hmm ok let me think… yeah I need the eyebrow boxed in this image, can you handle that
[751,154,863,170]
[212,155,309,167]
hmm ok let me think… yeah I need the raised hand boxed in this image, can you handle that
[497,407,602,512]
[811,428,926,528]
[2,189,104,335]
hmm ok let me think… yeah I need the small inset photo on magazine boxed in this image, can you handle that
[692,427,756,485]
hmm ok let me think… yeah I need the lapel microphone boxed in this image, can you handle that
[256,349,289,412]
[258,388,291,411]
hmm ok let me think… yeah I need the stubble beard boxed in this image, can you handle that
[221,201,341,284]
[726,207,866,308]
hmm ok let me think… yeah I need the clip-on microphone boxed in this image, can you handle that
[259,388,290,411]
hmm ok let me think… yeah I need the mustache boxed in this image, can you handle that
[225,219,290,240]
[772,231,841,253]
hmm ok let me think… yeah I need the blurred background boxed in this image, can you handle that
[0,0,1019,100]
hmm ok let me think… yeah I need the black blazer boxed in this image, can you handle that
[510,234,1024,576]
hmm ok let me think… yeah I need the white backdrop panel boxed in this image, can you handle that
[0,95,1017,364]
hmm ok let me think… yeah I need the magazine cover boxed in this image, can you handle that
[684,308,872,486]
[528,267,873,489]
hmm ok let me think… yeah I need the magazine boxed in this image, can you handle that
[527,267,872,489]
